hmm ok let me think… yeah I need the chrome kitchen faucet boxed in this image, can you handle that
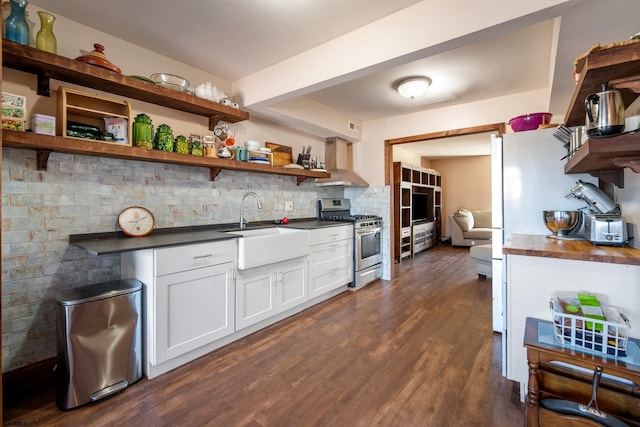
[240,192,263,229]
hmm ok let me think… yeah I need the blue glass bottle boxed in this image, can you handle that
[6,0,29,46]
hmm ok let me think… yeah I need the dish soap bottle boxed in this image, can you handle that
[5,0,29,46]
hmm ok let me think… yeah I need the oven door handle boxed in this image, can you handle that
[357,227,382,237]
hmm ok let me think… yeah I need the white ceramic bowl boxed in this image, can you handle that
[245,140,260,151]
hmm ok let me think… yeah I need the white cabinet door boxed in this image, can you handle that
[277,258,308,312]
[155,262,234,363]
[236,266,278,330]
[236,257,309,329]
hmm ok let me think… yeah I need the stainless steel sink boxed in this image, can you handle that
[227,227,308,269]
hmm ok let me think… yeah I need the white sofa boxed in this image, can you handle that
[448,208,492,247]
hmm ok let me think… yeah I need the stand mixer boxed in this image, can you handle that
[565,180,627,246]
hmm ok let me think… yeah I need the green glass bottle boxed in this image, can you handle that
[35,11,56,54]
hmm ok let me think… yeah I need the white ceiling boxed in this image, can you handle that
[28,0,640,158]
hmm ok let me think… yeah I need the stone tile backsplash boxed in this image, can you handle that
[1,148,387,372]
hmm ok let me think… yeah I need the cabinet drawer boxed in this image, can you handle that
[309,225,353,245]
[156,239,236,276]
[309,239,352,271]
[309,259,352,299]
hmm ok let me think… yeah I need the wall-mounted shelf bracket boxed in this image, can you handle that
[36,149,52,170]
[36,71,54,96]
[209,167,222,181]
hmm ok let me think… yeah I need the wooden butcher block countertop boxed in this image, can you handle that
[503,233,640,266]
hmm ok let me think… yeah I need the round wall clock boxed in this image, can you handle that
[117,206,155,237]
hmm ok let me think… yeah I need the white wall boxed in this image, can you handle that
[359,88,550,187]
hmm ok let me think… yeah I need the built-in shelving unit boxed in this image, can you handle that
[1,39,329,185]
[563,41,640,188]
[393,162,442,263]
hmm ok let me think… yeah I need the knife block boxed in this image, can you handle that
[297,153,311,169]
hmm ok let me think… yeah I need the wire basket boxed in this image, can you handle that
[550,297,630,357]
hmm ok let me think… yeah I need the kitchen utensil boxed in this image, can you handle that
[542,210,581,236]
[566,180,619,214]
[203,135,217,157]
[75,43,122,73]
[585,84,625,136]
[584,214,628,246]
[508,112,552,132]
[552,124,572,144]
[540,367,630,427]
[150,73,190,92]
[265,142,294,166]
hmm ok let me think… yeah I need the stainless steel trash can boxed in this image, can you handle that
[56,279,143,410]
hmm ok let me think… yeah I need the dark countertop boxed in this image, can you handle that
[70,218,350,255]
[503,233,640,266]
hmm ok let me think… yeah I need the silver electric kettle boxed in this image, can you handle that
[585,84,625,137]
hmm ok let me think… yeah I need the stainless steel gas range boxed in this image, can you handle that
[318,198,383,290]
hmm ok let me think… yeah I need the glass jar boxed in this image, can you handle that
[203,135,217,157]
[132,113,154,149]
[190,134,203,156]
[174,135,189,154]
[154,124,173,152]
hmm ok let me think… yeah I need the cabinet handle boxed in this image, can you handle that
[549,361,635,387]
[193,254,213,260]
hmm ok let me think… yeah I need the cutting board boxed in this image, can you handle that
[265,142,294,166]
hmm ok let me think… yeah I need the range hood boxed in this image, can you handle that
[315,137,369,187]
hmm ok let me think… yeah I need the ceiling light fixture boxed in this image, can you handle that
[396,76,432,100]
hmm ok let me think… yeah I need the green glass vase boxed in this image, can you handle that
[35,10,56,54]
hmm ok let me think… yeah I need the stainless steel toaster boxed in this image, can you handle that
[584,214,627,246]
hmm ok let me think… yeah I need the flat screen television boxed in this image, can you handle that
[412,193,429,223]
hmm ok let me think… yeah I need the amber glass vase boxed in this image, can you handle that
[35,10,56,54]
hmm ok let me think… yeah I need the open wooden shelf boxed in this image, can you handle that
[562,40,640,187]
[564,40,640,127]
[2,39,249,129]
[3,130,329,185]
[564,131,640,188]
[1,40,329,184]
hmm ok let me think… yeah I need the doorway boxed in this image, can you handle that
[385,123,505,277]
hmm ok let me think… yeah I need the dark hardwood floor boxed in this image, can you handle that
[3,244,524,426]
